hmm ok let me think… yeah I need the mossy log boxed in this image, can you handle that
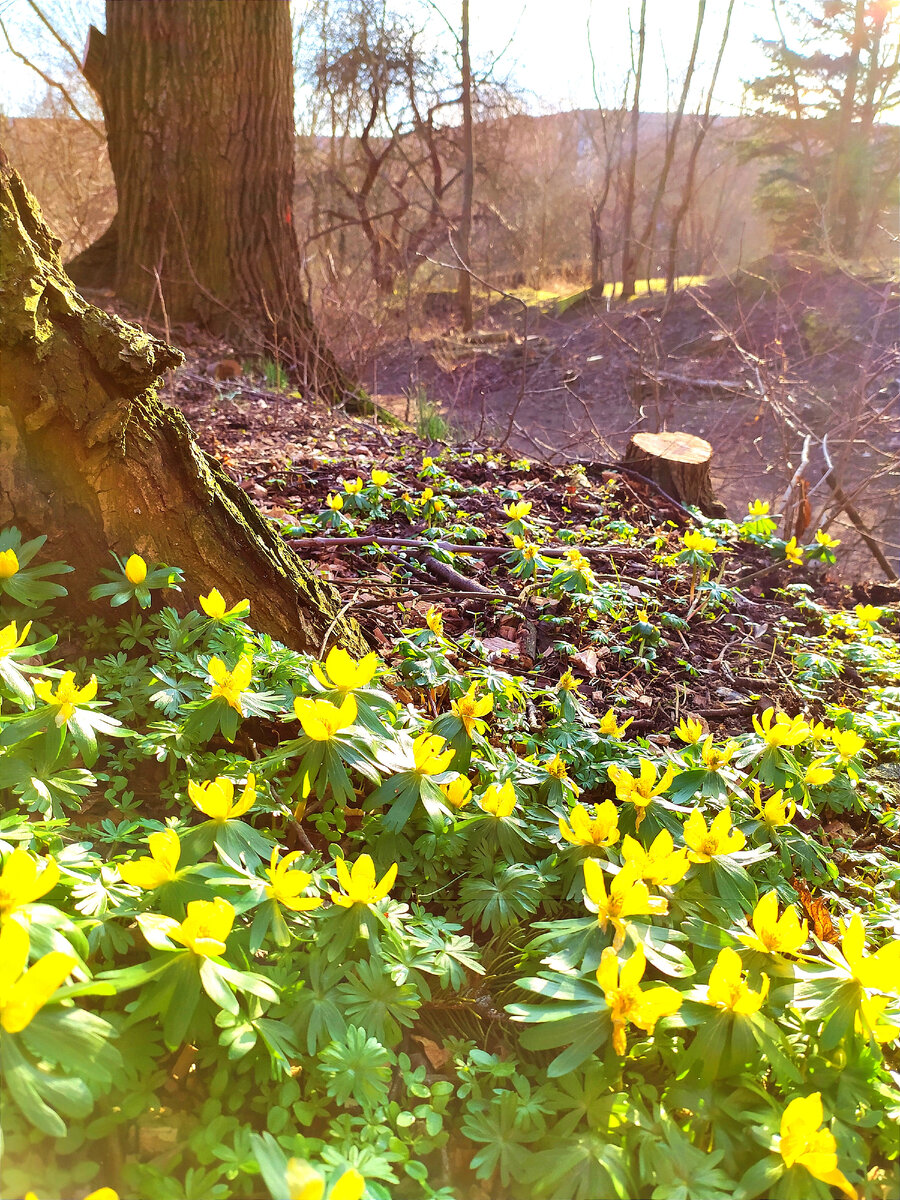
[0,152,366,655]
[622,431,726,519]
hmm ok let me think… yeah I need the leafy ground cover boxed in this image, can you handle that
[1,406,898,1200]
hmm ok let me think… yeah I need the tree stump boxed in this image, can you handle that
[0,151,366,656]
[622,431,726,518]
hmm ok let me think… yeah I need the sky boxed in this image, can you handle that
[0,0,782,120]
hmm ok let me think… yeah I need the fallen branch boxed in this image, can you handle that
[421,554,500,596]
[288,535,643,560]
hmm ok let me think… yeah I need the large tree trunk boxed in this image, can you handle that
[0,152,366,655]
[66,0,350,402]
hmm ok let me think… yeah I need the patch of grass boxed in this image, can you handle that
[405,384,451,441]
[244,357,289,390]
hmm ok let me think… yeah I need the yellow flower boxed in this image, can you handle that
[558,669,578,692]
[607,760,676,819]
[119,829,181,890]
[188,775,256,821]
[421,488,434,502]
[0,847,60,918]
[682,528,717,554]
[199,588,249,620]
[169,897,235,957]
[33,671,98,726]
[479,779,517,818]
[559,800,619,848]
[754,786,795,828]
[451,684,493,737]
[371,468,390,487]
[705,946,769,1014]
[344,477,364,494]
[330,854,397,907]
[596,942,682,1054]
[425,607,444,637]
[285,1160,365,1200]
[124,554,147,584]
[854,603,881,630]
[208,653,253,714]
[803,760,834,787]
[512,535,539,561]
[544,753,578,793]
[814,530,840,549]
[784,536,803,566]
[0,619,32,657]
[504,500,533,521]
[748,499,770,516]
[25,1191,118,1200]
[265,850,323,912]
[325,493,343,510]
[778,1094,858,1200]
[752,707,809,748]
[737,890,808,956]
[808,720,830,744]
[294,694,358,740]
[422,456,434,468]
[673,716,704,744]
[829,727,865,763]
[313,647,379,695]
[620,830,690,886]
[412,732,454,775]
[432,498,446,513]
[441,776,473,810]
[598,709,632,739]
[0,548,19,578]
[583,859,668,950]
[683,807,745,862]
[825,914,900,992]
[0,919,75,1033]
[857,993,900,1043]
[699,737,738,771]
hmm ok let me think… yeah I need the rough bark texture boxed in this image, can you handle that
[67,0,351,402]
[623,431,727,518]
[0,152,366,655]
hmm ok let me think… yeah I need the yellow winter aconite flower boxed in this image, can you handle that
[504,500,533,521]
[451,683,493,737]
[705,946,769,1014]
[0,919,75,1033]
[854,603,881,630]
[294,695,358,740]
[169,897,235,957]
[412,732,454,775]
[824,914,900,992]
[559,800,619,849]
[754,787,795,828]
[752,707,810,748]
[265,850,323,912]
[583,859,668,950]
[558,668,578,692]
[208,653,253,714]
[33,671,98,726]
[607,760,676,825]
[829,727,866,763]
[325,493,343,510]
[737,890,808,956]
[673,716,704,744]
[596,942,682,1054]
[344,477,364,494]
[682,528,717,554]
[0,619,31,656]
[0,548,19,578]
[286,1159,365,1200]
[804,760,835,787]
[748,499,770,516]
[784,536,803,566]
[0,847,60,919]
[371,468,390,487]
[330,854,397,907]
[440,776,473,810]
[858,993,900,1043]
[699,737,738,771]
[199,588,249,620]
[313,646,379,694]
[188,775,256,821]
[479,779,517,818]
[620,830,690,887]
[598,709,633,738]
[425,607,444,636]
[119,829,181,890]
[814,530,840,549]
[124,554,147,584]
[778,1093,858,1200]
[544,753,573,784]
[683,807,745,862]
[421,488,434,501]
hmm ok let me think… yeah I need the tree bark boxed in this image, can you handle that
[622,431,726,518]
[457,0,475,332]
[67,0,351,402]
[0,151,366,655]
[619,0,646,300]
